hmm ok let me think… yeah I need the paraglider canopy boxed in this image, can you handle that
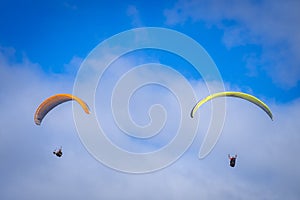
[191,91,273,120]
[34,94,90,125]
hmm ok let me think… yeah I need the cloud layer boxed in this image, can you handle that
[0,47,299,199]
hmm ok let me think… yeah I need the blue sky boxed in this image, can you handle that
[0,0,300,199]
[1,0,299,101]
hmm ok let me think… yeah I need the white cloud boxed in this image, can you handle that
[127,5,143,27]
[164,0,300,89]
[0,46,299,199]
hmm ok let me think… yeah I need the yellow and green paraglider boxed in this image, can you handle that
[191,91,273,120]
[34,94,90,125]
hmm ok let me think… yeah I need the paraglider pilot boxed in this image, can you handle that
[53,147,63,157]
[228,154,237,167]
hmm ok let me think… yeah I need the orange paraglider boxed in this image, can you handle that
[34,94,90,125]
